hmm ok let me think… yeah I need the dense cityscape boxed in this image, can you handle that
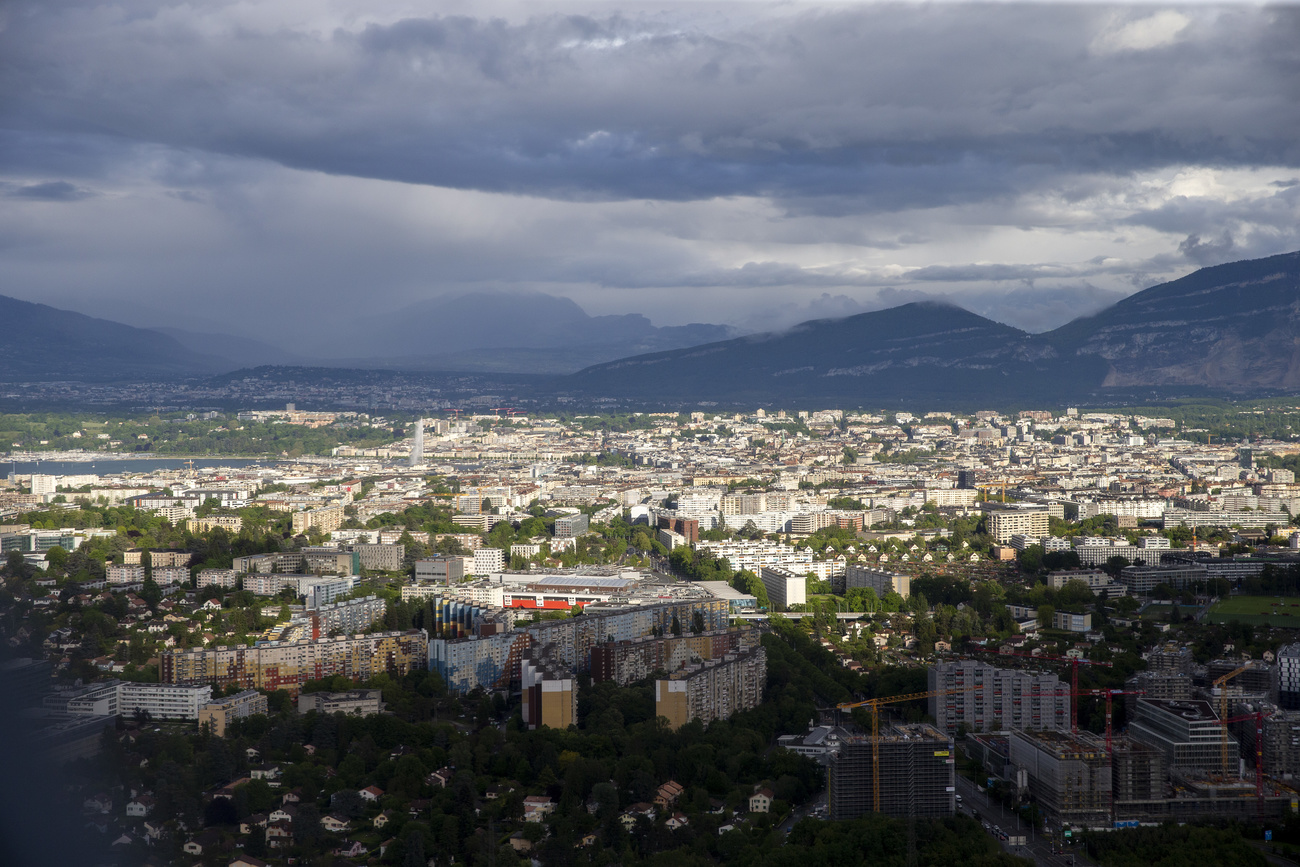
[6,1,1300,865]
[4,402,1300,865]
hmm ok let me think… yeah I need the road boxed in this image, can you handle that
[954,774,1092,867]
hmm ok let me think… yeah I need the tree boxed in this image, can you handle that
[1037,604,1055,629]
[45,545,69,572]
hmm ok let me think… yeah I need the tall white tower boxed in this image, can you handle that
[410,418,425,467]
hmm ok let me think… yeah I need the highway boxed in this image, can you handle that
[954,774,1092,867]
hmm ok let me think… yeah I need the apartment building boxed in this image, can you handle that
[162,630,428,695]
[305,595,387,637]
[521,654,578,731]
[186,515,243,534]
[590,629,754,686]
[695,540,813,574]
[430,598,730,694]
[291,504,345,535]
[471,547,506,575]
[197,569,239,590]
[759,565,807,610]
[985,506,1051,544]
[151,566,190,587]
[119,683,214,721]
[654,645,766,729]
[106,564,146,585]
[927,660,1070,735]
[198,690,269,736]
[844,564,911,599]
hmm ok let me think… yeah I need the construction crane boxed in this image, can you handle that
[977,482,1009,503]
[1214,662,1254,773]
[836,686,982,814]
[974,648,1113,733]
[1223,710,1267,814]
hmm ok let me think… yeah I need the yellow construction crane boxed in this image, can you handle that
[977,482,1009,503]
[1214,662,1253,774]
[837,687,980,813]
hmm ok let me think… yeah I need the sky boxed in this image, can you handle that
[1,0,1299,355]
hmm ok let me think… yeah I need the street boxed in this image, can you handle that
[954,774,1091,867]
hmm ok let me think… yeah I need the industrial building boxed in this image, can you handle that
[927,660,1070,734]
[828,723,955,820]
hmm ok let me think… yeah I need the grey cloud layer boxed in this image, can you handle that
[4,3,1299,208]
[3,1,1300,346]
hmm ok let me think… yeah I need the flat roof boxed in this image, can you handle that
[695,581,753,600]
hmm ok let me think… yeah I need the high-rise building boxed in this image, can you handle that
[759,565,807,610]
[162,630,428,696]
[985,505,1051,543]
[1277,644,1300,710]
[521,653,578,730]
[927,660,1069,734]
[654,645,766,730]
[828,723,955,820]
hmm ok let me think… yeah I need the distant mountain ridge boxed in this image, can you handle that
[0,295,225,382]
[5,250,1300,398]
[568,251,1300,403]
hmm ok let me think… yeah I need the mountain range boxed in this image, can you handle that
[568,250,1300,404]
[3,250,1299,404]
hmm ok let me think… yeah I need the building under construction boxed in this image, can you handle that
[1009,730,1112,827]
[1128,698,1238,773]
[828,723,955,821]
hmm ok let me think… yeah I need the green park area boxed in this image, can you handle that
[1207,596,1300,627]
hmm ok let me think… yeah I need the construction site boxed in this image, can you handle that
[828,723,956,821]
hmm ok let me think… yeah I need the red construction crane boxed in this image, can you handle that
[1223,710,1267,814]
[974,647,1113,733]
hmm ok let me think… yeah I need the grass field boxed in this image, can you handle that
[1207,595,1300,627]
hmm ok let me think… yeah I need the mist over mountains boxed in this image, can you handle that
[3,251,1299,406]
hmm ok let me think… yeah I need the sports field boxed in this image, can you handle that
[1207,596,1300,627]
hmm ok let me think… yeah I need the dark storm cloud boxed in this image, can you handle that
[5,180,95,202]
[2,2,1298,210]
